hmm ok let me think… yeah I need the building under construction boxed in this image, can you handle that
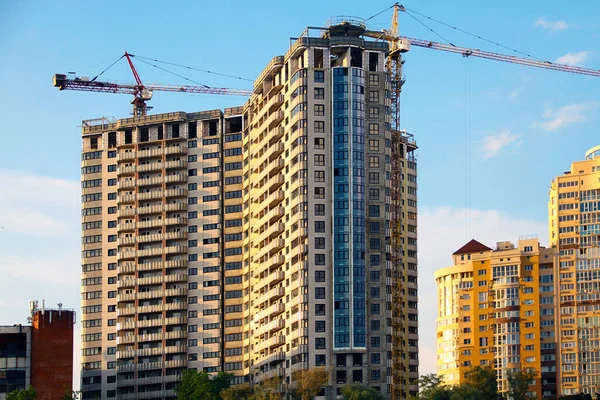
[78,17,418,399]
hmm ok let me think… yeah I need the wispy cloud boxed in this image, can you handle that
[539,101,600,131]
[481,130,521,159]
[555,51,590,66]
[535,17,570,32]
[418,207,547,374]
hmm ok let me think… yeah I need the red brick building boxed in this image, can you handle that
[30,308,74,400]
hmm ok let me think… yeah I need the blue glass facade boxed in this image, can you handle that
[332,67,366,349]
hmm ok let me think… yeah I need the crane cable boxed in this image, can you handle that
[402,10,456,47]
[131,55,254,82]
[131,56,210,88]
[90,54,125,82]
[403,7,549,62]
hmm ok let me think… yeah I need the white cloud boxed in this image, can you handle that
[0,169,79,237]
[555,51,590,66]
[534,17,569,32]
[539,101,600,131]
[418,207,547,374]
[480,130,521,159]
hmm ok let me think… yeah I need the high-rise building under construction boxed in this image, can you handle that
[79,19,418,399]
[549,145,600,397]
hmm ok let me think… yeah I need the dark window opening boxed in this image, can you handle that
[226,117,242,133]
[108,132,116,148]
[90,137,98,150]
[351,48,363,68]
[314,49,324,68]
[124,130,132,144]
[188,122,197,138]
[140,127,149,142]
[171,124,180,138]
[157,125,163,140]
[369,52,379,72]
[208,120,218,136]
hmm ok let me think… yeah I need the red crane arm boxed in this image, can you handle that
[401,36,600,78]
[52,75,253,96]
[124,52,144,89]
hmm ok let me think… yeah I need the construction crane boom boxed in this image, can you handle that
[52,75,254,97]
[404,36,600,77]
[53,52,253,116]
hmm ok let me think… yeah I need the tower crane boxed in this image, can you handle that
[53,52,253,116]
[361,4,600,399]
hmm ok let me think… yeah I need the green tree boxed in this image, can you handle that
[461,366,498,400]
[253,377,284,400]
[220,383,254,400]
[175,369,233,400]
[291,368,329,400]
[6,386,36,400]
[416,374,449,400]
[340,384,385,400]
[506,369,536,400]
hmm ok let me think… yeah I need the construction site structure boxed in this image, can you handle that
[77,18,418,400]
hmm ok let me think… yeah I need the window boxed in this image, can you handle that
[315,304,326,316]
[369,205,380,217]
[369,91,379,103]
[315,237,326,249]
[314,121,325,133]
[314,154,325,166]
[107,178,116,186]
[369,123,379,135]
[107,206,116,214]
[314,187,325,199]
[369,156,379,168]
[369,107,379,119]
[315,254,326,265]
[369,74,379,86]
[315,321,326,332]
[315,204,325,216]
[315,338,326,349]
[314,71,325,82]
[369,188,379,200]
[369,172,379,184]
[315,221,325,233]
[315,270,325,282]
[315,88,325,99]
[314,104,325,116]
[314,170,325,182]
[316,354,326,366]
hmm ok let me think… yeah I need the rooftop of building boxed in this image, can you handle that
[452,239,492,255]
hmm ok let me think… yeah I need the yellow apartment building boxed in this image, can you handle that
[549,145,600,396]
[435,238,558,399]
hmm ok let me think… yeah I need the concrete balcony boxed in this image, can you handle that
[165,173,186,184]
[165,188,188,198]
[118,193,136,203]
[164,202,187,212]
[117,292,136,302]
[117,165,136,175]
[255,350,285,368]
[118,250,136,260]
[165,160,186,169]
[118,236,136,246]
[118,262,136,274]
[256,238,285,260]
[165,359,186,369]
[118,222,136,231]
[138,162,163,173]
[136,204,165,215]
[254,302,285,322]
[164,259,188,270]
[165,245,187,255]
[118,180,136,190]
[137,191,163,201]
[164,144,187,155]
[118,278,136,289]
[137,148,164,159]
[256,286,285,307]
[267,110,284,130]
[164,287,188,298]
[262,221,285,240]
[137,176,163,187]
[117,151,136,162]
[117,330,187,345]
[262,190,285,209]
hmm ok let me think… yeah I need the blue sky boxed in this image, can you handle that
[1,0,599,378]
